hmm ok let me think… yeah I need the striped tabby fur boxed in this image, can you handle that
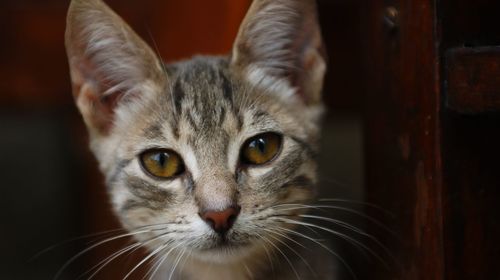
[65,0,330,279]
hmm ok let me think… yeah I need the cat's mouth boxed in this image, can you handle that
[198,231,252,253]
[204,235,238,250]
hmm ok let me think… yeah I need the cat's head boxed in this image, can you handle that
[65,0,326,263]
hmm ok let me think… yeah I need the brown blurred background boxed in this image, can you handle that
[1,0,500,280]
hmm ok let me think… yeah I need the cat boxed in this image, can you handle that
[65,0,331,279]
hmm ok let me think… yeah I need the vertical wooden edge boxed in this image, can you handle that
[363,0,445,279]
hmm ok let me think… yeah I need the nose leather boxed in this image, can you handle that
[200,206,241,234]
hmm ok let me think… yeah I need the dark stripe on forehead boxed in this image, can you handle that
[205,65,218,83]
[173,79,185,114]
[234,107,244,132]
[254,110,268,119]
[143,123,163,140]
[171,119,180,139]
[218,106,227,127]
[192,90,200,111]
[220,70,233,106]
[183,61,216,84]
[250,110,272,126]
[187,111,199,131]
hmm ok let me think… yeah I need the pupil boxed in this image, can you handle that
[156,153,167,166]
[257,138,266,153]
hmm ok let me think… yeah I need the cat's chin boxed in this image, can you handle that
[193,241,257,264]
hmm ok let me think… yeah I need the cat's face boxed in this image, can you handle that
[65,0,325,263]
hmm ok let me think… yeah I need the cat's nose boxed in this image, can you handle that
[200,206,241,235]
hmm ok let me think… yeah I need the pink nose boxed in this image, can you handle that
[200,206,241,234]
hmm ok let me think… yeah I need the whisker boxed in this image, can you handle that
[168,248,186,280]
[257,233,276,275]
[262,228,307,250]
[145,243,179,280]
[85,231,174,280]
[300,214,368,236]
[123,241,176,280]
[271,203,398,238]
[318,177,352,191]
[31,228,129,262]
[256,233,301,280]
[276,225,358,280]
[243,262,254,280]
[36,222,179,264]
[317,198,396,217]
[54,228,162,280]
[268,223,325,244]
[82,242,142,280]
[143,249,166,280]
[263,213,326,240]
[145,27,177,117]
[178,249,193,279]
[276,217,390,269]
[263,228,317,279]
[299,214,397,263]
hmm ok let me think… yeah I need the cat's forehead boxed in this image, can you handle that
[167,56,236,120]
[124,57,280,170]
[138,56,278,146]
[168,56,231,90]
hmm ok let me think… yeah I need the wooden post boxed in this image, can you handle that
[362,1,445,279]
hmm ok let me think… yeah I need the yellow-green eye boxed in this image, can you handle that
[241,133,282,165]
[140,149,185,179]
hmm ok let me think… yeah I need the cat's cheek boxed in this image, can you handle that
[109,187,130,214]
[282,187,314,205]
[122,207,156,228]
[245,165,274,179]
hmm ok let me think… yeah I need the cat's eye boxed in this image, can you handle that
[140,149,185,179]
[240,133,282,166]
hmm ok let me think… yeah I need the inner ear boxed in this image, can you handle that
[65,0,167,135]
[231,0,326,104]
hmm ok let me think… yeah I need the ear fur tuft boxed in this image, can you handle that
[231,0,326,104]
[65,0,166,135]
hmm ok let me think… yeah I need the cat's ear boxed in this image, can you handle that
[231,0,326,104]
[65,0,166,135]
